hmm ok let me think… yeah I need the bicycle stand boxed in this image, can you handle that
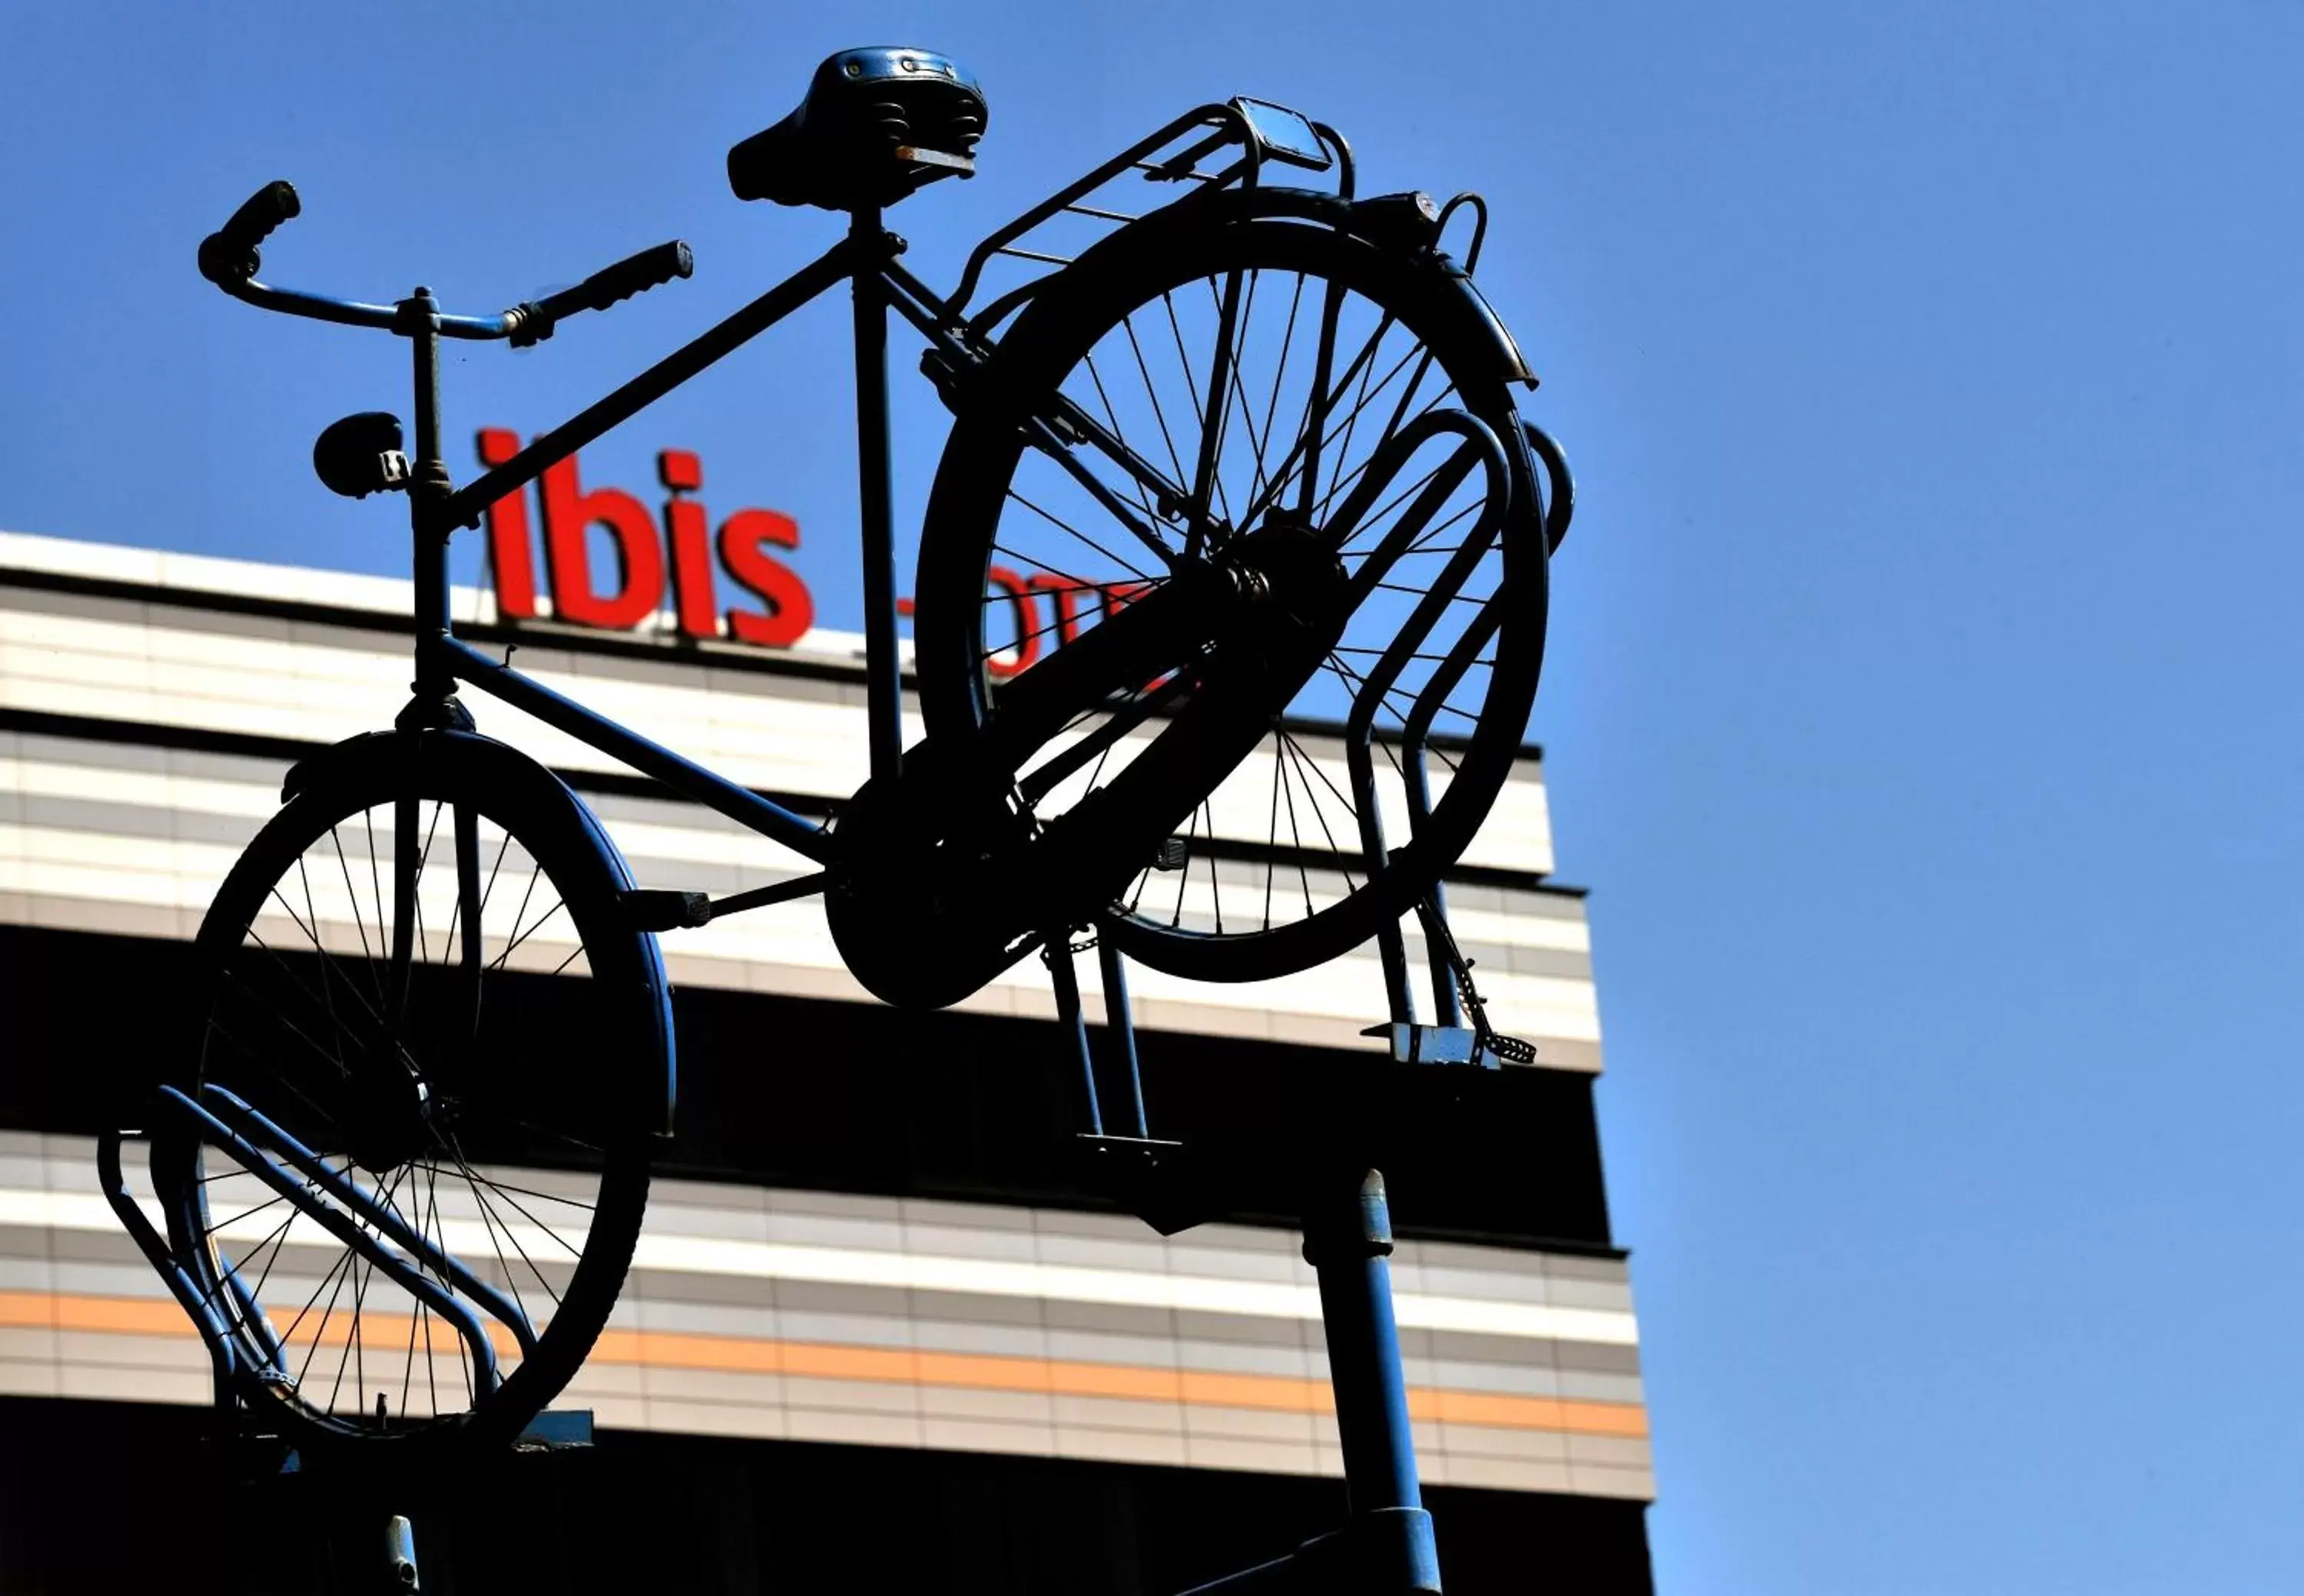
[98,1114,598,1593]
[1048,931,1451,1595]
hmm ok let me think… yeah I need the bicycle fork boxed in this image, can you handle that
[1047,936,1443,1595]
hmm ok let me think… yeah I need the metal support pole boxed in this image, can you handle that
[849,207,905,783]
[1096,934,1150,1138]
[1047,939,1104,1136]
[1303,1170,1441,1592]
[1174,1170,1442,1594]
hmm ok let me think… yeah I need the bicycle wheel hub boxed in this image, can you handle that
[1217,518,1349,631]
[346,1032,433,1175]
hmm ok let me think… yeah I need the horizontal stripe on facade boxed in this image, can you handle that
[0,1184,1637,1348]
[0,845,1605,1061]
[0,770,1597,978]
[0,587,1555,879]
[0,1291,1646,1442]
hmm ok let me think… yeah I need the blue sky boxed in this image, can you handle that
[4,3,2302,1590]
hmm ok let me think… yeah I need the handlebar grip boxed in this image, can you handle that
[198,180,300,286]
[535,240,693,323]
[223,180,301,247]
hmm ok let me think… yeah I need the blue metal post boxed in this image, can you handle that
[1096,934,1150,1138]
[1306,1170,1442,1591]
[1047,940,1104,1137]
[1175,1169,1443,1594]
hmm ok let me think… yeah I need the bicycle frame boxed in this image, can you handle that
[156,91,1554,1594]
[203,98,1360,886]
[394,213,922,866]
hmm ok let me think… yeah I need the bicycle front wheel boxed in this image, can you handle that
[144,729,670,1459]
[914,200,1549,983]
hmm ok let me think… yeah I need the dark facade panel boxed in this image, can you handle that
[0,1395,1654,1595]
[0,923,1617,1252]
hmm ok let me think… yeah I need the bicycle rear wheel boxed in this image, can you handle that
[913,200,1549,983]
[144,730,669,1458]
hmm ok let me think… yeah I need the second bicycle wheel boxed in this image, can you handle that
[914,195,1550,983]
[143,728,670,1459]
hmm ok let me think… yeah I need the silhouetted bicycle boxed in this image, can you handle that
[104,47,1568,1516]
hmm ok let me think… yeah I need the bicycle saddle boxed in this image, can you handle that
[729,46,986,212]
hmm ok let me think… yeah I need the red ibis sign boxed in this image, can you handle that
[474,429,1147,673]
[475,429,813,647]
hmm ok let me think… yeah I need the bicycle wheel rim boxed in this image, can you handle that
[916,207,1547,982]
[149,734,658,1454]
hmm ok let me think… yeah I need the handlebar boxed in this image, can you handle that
[197,180,692,343]
[513,240,694,346]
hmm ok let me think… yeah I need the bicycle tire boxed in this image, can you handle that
[912,194,1549,985]
[144,728,669,1459]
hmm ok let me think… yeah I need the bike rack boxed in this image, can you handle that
[104,1091,593,1593]
[105,1082,528,1413]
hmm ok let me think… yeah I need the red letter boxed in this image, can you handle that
[476,429,538,620]
[659,449,717,640]
[719,509,813,648]
[1101,579,1153,621]
[1028,571,1090,648]
[539,451,664,630]
[984,565,1042,680]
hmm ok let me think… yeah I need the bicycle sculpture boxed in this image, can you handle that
[104,47,1572,1594]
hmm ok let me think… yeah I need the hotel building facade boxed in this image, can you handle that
[0,529,1650,1592]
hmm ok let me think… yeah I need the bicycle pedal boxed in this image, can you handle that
[1484,1033,1538,1065]
[1153,837,1188,871]
[1361,1022,1529,1069]
[620,889,712,930]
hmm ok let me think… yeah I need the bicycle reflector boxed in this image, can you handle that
[1231,98,1332,171]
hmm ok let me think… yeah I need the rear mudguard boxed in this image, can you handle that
[988,183,1534,388]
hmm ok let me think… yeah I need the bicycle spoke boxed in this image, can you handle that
[285,1239,356,1391]
[449,1134,562,1311]
[1253,273,1309,512]
[1203,798,1223,935]
[1081,351,1164,527]
[1006,490,1158,585]
[1170,802,1200,928]
[1276,731,1359,892]
[1276,734,1316,918]
[421,1161,588,1260]
[329,826,382,1009]
[413,800,445,967]
[1121,315,1190,491]
[487,892,567,975]
[1255,309,1395,530]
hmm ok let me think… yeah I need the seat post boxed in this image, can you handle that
[849,205,905,784]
